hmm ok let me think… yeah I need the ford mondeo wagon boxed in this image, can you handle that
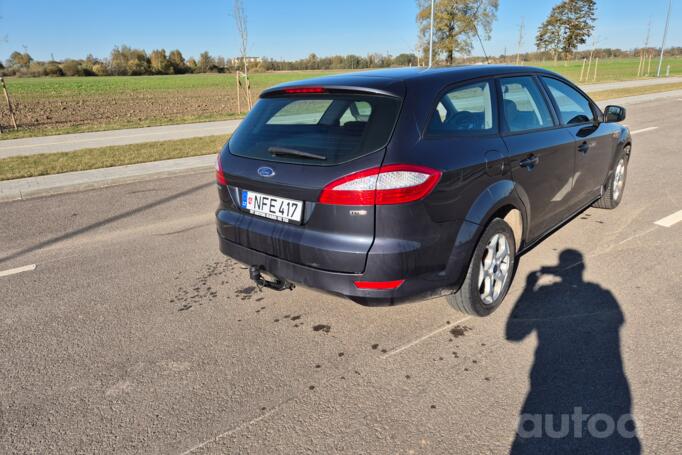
[215,66,630,316]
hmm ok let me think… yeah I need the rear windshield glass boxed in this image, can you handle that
[229,94,401,165]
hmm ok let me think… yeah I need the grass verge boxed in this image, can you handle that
[0,135,227,181]
[0,113,241,140]
[588,82,682,101]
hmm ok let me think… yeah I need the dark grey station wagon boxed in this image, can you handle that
[215,66,630,316]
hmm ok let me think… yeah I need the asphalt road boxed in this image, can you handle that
[1,97,681,454]
[2,76,682,159]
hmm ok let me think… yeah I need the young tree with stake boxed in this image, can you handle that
[416,0,499,66]
[233,0,252,112]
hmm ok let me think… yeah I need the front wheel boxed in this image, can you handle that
[593,146,630,209]
[447,218,516,317]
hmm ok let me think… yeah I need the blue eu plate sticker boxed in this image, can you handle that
[241,191,248,208]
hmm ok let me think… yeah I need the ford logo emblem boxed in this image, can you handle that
[257,167,275,178]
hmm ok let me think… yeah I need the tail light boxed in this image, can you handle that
[216,154,227,186]
[283,87,327,94]
[319,164,441,205]
[354,279,405,290]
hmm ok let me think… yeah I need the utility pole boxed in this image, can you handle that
[428,0,435,68]
[657,0,672,77]
[516,17,525,65]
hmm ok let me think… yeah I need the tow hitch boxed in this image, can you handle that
[249,265,295,291]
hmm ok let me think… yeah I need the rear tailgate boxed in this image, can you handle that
[217,89,403,274]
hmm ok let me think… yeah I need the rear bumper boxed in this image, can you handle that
[217,218,480,306]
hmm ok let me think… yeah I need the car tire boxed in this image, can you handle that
[447,218,516,317]
[593,146,630,210]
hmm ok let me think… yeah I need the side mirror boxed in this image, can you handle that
[604,105,626,123]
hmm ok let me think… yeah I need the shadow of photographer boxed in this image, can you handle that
[506,249,641,454]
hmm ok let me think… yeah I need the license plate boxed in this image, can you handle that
[240,190,303,224]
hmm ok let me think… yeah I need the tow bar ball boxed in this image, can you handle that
[249,265,295,291]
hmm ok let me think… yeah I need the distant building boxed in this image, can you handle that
[230,56,262,66]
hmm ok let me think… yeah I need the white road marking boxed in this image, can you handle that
[655,210,682,228]
[381,316,471,359]
[180,397,295,454]
[617,226,658,245]
[631,126,659,135]
[0,264,37,277]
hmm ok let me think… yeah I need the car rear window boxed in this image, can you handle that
[229,94,401,165]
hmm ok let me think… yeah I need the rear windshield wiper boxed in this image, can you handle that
[268,147,327,161]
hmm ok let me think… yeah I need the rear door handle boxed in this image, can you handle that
[578,141,590,154]
[519,155,539,169]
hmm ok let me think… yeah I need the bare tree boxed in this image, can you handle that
[0,15,8,66]
[233,0,252,111]
[0,15,7,45]
[0,15,9,134]
[515,17,524,65]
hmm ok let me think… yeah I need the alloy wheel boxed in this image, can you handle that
[478,233,512,305]
[613,158,626,201]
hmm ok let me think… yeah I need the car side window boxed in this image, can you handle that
[542,77,595,125]
[435,102,448,122]
[499,76,554,133]
[428,81,494,134]
[339,101,372,126]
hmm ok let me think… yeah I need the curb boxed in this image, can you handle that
[0,155,214,203]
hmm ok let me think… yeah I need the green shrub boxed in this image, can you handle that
[45,62,64,77]
[127,59,149,76]
[28,62,47,77]
[92,63,109,76]
[61,60,82,77]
